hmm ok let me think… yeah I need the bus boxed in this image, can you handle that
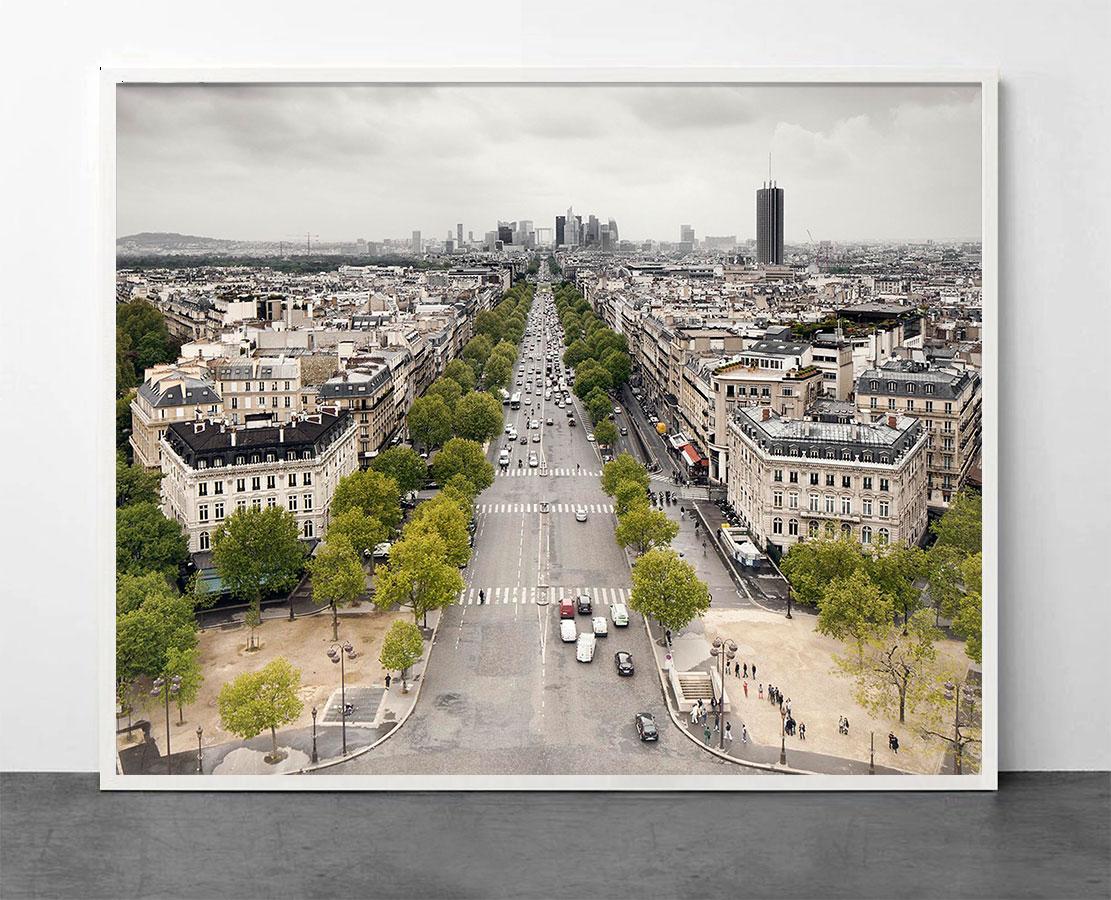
[510,392,522,410]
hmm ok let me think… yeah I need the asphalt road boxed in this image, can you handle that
[325,276,751,777]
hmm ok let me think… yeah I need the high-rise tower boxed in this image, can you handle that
[756,181,784,265]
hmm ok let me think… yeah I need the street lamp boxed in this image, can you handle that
[869,731,875,774]
[779,707,787,766]
[196,726,203,774]
[150,674,181,775]
[786,586,793,620]
[943,680,977,775]
[327,641,358,757]
[311,706,318,764]
[709,637,738,750]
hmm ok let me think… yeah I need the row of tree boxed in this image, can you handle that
[116,298,181,397]
[600,453,711,633]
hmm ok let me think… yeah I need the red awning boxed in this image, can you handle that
[680,443,705,467]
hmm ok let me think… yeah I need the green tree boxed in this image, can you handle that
[615,505,679,555]
[116,392,135,455]
[443,358,477,393]
[837,609,942,724]
[370,446,427,497]
[326,508,387,565]
[931,491,982,557]
[629,548,711,633]
[162,644,203,724]
[115,589,196,685]
[309,536,367,641]
[217,658,305,764]
[211,506,305,649]
[116,451,161,508]
[482,354,513,391]
[925,543,966,626]
[331,469,403,534]
[406,496,472,568]
[816,569,894,660]
[407,395,453,450]
[780,536,867,608]
[378,619,425,692]
[613,479,649,516]
[116,570,179,615]
[868,543,926,632]
[430,438,494,493]
[462,334,494,371]
[453,391,504,443]
[593,419,618,447]
[953,553,983,663]
[426,377,463,413]
[116,502,189,579]
[373,531,464,627]
[442,472,479,507]
[601,453,649,496]
[601,347,631,386]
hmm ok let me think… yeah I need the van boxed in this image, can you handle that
[559,598,575,619]
[498,450,510,468]
[576,633,596,663]
[560,620,577,643]
[611,603,629,627]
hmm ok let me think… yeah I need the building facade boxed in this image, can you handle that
[129,365,222,469]
[209,356,303,425]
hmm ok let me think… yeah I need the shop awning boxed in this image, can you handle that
[680,443,706,467]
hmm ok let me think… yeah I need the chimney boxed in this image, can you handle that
[761,407,771,421]
[887,415,897,429]
[279,427,285,443]
[230,431,237,447]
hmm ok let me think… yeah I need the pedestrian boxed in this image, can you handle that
[385,673,392,690]
[743,662,748,679]
[702,541,707,556]
[758,683,764,699]
[799,723,806,741]
[838,716,845,734]
[733,661,740,678]
[785,698,792,717]
[743,680,748,698]
[752,664,757,679]
[725,722,733,742]
[844,717,850,735]
[690,705,698,725]
[479,589,485,605]
[710,695,717,713]
[741,723,748,743]
[704,725,712,744]
[665,629,672,646]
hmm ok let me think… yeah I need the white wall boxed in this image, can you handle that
[1,0,1108,771]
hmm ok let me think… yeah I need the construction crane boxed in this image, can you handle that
[284,232,320,254]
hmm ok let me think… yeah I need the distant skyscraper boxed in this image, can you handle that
[497,222,513,244]
[608,218,619,243]
[555,215,566,246]
[457,223,464,247]
[586,215,600,247]
[411,230,422,254]
[756,182,784,265]
[680,224,695,245]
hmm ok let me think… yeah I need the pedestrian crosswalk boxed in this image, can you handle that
[476,502,614,514]
[456,586,632,606]
[495,468,601,478]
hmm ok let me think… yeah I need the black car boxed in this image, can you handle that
[635,712,658,742]
[614,652,634,676]
[576,595,592,615]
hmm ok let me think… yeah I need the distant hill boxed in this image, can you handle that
[117,232,236,250]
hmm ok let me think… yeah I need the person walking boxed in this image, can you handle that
[734,661,740,678]
[665,629,672,646]
[741,722,748,744]
[702,541,707,556]
[385,673,392,690]
[690,705,698,726]
[752,663,757,679]
[703,724,712,744]
[799,723,806,741]
[844,717,850,735]
[758,683,764,700]
[785,698,792,717]
[743,663,748,679]
[838,716,845,734]
[724,722,733,742]
[479,589,485,605]
[743,680,748,698]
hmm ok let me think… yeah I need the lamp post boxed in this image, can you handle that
[196,726,203,774]
[943,680,977,775]
[150,674,181,775]
[311,706,318,764]
[779,707,787,766]
[709,637,738,750]
[786,587,793,620]
[327,641,357,756]
[869,731,875,774]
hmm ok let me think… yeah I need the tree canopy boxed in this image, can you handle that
[217,657,304,761]
[406,496,472,568]
[629,548,711,633]
[379,620,424,689]
[309,536,366,638]
[407,395,454,449]
[430,438,494,494]
[373,531,464,627]
[601,453,649,496]
[331,469,403,534]
[370,446,427,497]
[453,391,504,443]
[116,502,189,579]
[211,506,305,606]
[615,505,679,555]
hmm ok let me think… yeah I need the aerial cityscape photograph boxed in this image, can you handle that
[111,81,988,783]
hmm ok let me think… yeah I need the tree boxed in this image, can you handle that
[453,391,504,443]
[217,658,304,764]
[309,536,367,641]
[443,358,477,394]
[629,548,711,633]
[816,569,894,660]
[442,472,479,506]
[426,377,463,413]
[593,419,618,447]
[601,347,631,386]
[780,536,867,608]
[837,609,942,724]
[115,588,196,685]
[953,553,983,663]
[117,570,179,615]
[326,508,387,567]
[868,543,926,631]
[370,446,427,497]
[482,354,513,391]
[406,496,472,568]
[931,491,982,557]
[331,469,403,534]
[615,505,679,555]
[116,451,161,507]
[601,453,649,496]
[373,531,464,627]
[613,479,649,516]
[211,506,305,649]
[925,543,966,626]
[407,395,453,450]
[379,620,425,692]
[116,502,189,579]
[116,299,179,388]
[116,392,135,455]
[162,644,203,724]
[430,438,494,494]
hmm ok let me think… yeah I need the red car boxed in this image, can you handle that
[559,598,575,619]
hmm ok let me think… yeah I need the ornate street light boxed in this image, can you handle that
[196,726,203,774]
[709,637,738,750]
[150,674,181,775]
[327,641,358,756]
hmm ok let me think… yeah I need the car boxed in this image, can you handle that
[559,598,575,619]
[504,423,513,435]
[528,452,539,467]
[508,428,518,440]
[575,507,588,523]
[635,712,658,741]
[373,541,391,560]
[531,433,541,443]
[498,450,510,468]
[614,651,634,676]
[614,406,623,415]
[576,633,596,663]
[546,418,553,426]
[592,616,608,637]
[611,603,629,627]
[576,595,593,615]
[519,435,528,445]
[620,427,628,436]
[560,620,577,643]
[586,433,595,442]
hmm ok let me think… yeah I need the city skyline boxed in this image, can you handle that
[117,83,982,244]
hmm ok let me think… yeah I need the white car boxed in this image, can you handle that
[592,616,608,637]
[576,633,597,663]
[528,452,539,468]
[504,423,513,435]
[611,603,629,627]
[575,507,588,523]
[508,428,518,440]
[560,620,577,643]
[586,433,596,442]
[372,541,392,560]
[614,406,623,414]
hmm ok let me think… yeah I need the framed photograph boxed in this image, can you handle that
[102,68,996,790]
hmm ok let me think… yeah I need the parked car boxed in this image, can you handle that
[560,620,577,643]
[614,406,622,414]
[576,633,596,663]
[611,603,629,627]
[575,507,588,523]
[576,595,593,615]
[592,616,608,637]
[559,597,575,619]
[620,427,628,436]
[586,433,595,442]
[372,541,391,560]
[635,712,658,741]
[614,651,634,676]
[532,434,541,443]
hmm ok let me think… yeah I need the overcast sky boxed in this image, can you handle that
[117,83,982,244]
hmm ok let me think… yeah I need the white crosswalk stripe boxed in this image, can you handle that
[495,469,602,478]
[455,586,630,606]
[476,503,614,514]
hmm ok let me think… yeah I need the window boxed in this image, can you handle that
[197,482,208,497]
[842,475,851,489]
[303,493,313,511]
[199,531,210,551]
[841,523,851,537]
[788,519,799,536]
[788,491,798,509]
[878,527,890,544]
[230,397,238,410]
[861,526,872,544]
[245,382,252,392]
[773,469,783,482]
[236,499,247,513]
[826,474,835,487]
[886,381,896,392]
[789,470,798,484]
[267,497,277,508]
[888,398,897,410]
[236,478,245,492]
[214,502,224,521]
[251,477,261,491]
[303,472,312,486]
[824,521,836,538]
[266,475,276,490]
[288,473,298,488]
[285,397,291,408]
[213,481,223,495]
[925,384,935,395]
[870,380,879,391]
[824,495,834,513]
[925,401,934,413]
[841,496,851,515]
[272,397,279,408]
[863,476,873,490]
[809,473,819,486]
[809,493,820,512]
[773,490,783,508]
[303,520,314,538]
[772,517,783,535]
[863,499,873,516]
[879,500,890,517]
[808,520,820,537]
[198,504,209,523]
[288,495,298,512]
[880,478,890,492]
[944,402,953,414]
[252,498,261,510]
[906,400,914,410]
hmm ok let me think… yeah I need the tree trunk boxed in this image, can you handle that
[332,602,338,641]
[270,725,278,760]
[898,686,907,723]
[178,703,184,725]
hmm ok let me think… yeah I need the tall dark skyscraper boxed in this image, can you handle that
[756,181,784,265]
[555,215,566,246]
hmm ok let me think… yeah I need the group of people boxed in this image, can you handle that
[731,660,757,680]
